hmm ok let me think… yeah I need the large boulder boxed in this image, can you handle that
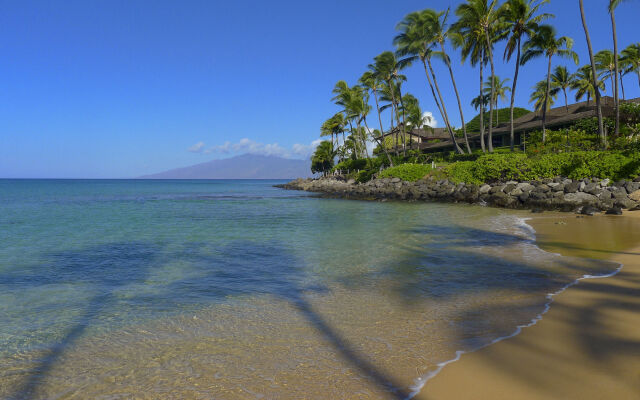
[564,181,580,193]
[564,192,598,206]
[629,189,640,202]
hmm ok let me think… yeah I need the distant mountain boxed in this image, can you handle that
[139,154,313,179]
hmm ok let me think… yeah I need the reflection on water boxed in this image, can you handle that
[0,180,622,399]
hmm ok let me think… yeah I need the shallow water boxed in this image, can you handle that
[0,179,619,399]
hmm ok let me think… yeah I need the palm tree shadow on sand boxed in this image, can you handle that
[4,240,413,400]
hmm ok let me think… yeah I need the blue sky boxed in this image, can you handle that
[1,0,638,178]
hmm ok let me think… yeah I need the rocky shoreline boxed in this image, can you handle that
[276,176,640,214]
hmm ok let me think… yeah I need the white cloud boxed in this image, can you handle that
[423,112,437,128]
[194,138,323,159]
[188,141,205,153]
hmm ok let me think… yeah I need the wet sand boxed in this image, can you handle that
[421,211,640,400]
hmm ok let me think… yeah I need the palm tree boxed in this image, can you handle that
[454,0,504,153]
[530,79,558,111]
[608,0,627,136]
[595,50,617,97]
[484,75,511,126]
[428,8,472,153]
[359,71,394,165]
[402,94,432,149]
[571,65,605,105]
[471,92,491,112]
[311,141,336,176]
[621,43,640,89]
[369,51,409,156]
[579,0,605,147]
[500,0,551,151]
[521,25,578,142]
[551,66,573,113]
[394,11,464,154]
[320,113,345,149]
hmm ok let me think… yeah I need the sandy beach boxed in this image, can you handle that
[420,211,640,400]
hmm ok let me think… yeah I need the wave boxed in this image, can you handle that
[406,216,624,399]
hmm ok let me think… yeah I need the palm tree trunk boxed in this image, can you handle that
[619,71,626,100]
[542,55,552,143]
[479,49,486,153]
[509,38,521,152]
[397,85,408,157]
[485,30,495,153]
[421,58,450,147]
[563,88,569,113]
[611,8,620,135]
[387,81,401,157]
[440,42,471,154]
[359,120,370,159]
[398,82,407,157]
[372,90,394,166]
[580,0,605,147]
[426,57,463,154]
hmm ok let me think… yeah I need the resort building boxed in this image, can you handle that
[383,96,640,153]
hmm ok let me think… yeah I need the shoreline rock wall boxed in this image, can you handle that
[276,176,640,213]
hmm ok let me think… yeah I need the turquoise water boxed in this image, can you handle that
[0,179,617,399]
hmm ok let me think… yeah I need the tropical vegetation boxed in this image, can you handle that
[310,0,639,186]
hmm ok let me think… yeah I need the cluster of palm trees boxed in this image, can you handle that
[318,0,638,164]
[529,44,640,115]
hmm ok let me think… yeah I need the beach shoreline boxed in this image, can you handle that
[417,211,640,400]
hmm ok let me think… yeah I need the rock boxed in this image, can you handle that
[489,185,505,194]
[579,181,586,191]
[612,188,629,200]
[509,188,523,196]
[346,179,356,185]
[505,180,518,185]
[629,205,640,211]
[516,182,535,192]
[531,208,544,213]
[614,198,637,209]
[391,178,401,183]
[537,184,551,192]
[626,182,640,193]
[580,206,599,216]
[634,176,640,183]
[605,207,623,215]
[547,182,560,188]
[598,190,613,200]
[479,184,492,194]
[518,192,530,202]
[503,183,517,193]
[584,183,597,193]
[600,178,610,187]
[564,192,598,205]
[564,181,580,193]
[552,183,565,192]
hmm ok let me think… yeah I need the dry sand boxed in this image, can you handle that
[420,211,640,400]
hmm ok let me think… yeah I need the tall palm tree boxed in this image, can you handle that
[530,79,558,111]
[551,66,573,113]
[395,11,464,154]
[579,0,605,147]
[454,0,504,153]
[522,25,578,142]
[621,43,640,89]
[500,0,551,151]
[471,92,491,112]
[359,71,394,165]
[571,65,605,105]
[608,0,627,136]
[429,8,472,153]
[369,51,409,156]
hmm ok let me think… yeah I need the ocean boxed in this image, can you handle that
[0,179,618,399]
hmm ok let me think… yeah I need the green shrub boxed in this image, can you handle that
[443,151,640,184]
[379,163,432,182]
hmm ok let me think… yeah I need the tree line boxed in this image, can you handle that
[313,0,639,174]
